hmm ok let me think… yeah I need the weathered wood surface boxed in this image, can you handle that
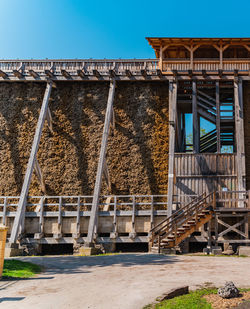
[167,81,177,216]
[174,153,237,205]
[234,79,246,204]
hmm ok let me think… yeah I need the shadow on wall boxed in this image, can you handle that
[0,81,169,196]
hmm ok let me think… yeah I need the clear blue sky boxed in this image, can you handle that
[1,0,250,59]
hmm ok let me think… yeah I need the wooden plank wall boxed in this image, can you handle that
[174,153,237,206]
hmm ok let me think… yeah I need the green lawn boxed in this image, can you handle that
[155,289,217,309]
[145,288,250,309]
[2,259,41,278]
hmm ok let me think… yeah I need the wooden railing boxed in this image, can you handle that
[216,190,250,208]
[150,192,216,249]
[162,58,250,72]
[0,58,249,79]
[0,59,159,76]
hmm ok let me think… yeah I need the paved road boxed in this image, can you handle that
[0,254,249,309]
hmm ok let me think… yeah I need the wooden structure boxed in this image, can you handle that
[0,37,250,253]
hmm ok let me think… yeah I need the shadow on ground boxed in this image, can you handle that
[16,254,179,275]
[0,297,25,303]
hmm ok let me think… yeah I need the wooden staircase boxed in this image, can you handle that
[149,192,216,253]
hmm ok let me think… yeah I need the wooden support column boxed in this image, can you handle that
[216,81,221,153]
[86,80,116,244]
[192,80,199,153]
[234,78,246,206]
[10,82,52,244]
[167,80,177,217]
[159,46,163,71]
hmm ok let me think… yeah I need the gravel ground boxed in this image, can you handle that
[0,254,250,309]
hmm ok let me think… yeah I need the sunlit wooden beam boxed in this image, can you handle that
[13,70,23,78]
[29,70,39,78]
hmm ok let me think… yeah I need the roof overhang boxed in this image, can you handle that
[146,37,250,57]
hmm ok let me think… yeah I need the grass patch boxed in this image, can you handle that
[145,288,250,309]
[2,259,41,278]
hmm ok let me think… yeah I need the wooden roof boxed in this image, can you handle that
[146,37,250,57]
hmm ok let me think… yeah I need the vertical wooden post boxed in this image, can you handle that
[10,82,52,244]
[190,48,194,70]
[214,214,219,246]
[234,78,246,207]
[3,197,7,226]
[39,197,44,235]
[131,195,136,236]
[207,220,212,249]
[113,196,117,235]
[219,46,223,70]
[167,80,177,217]
[76,196,81,237]
[192,80,199,153]
[150,195,154,229]
[86,80,116,244]
[159,46,163,71]
[245,214,249,239]
[216,81,221,153]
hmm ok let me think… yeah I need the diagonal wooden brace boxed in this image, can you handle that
[34,159,46,193]
[86,79,116,244]
[10,82,52,244]
[46,107,53,134]
[218,218,246,238]
[103,157,111,192]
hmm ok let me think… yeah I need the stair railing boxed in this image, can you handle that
[150,191,216,250]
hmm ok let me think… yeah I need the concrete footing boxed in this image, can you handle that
[238,246,250,256]
[4,244,23,257]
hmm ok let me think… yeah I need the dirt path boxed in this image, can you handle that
[0,254,249,309]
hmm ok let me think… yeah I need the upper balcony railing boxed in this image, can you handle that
[0,58,249,81]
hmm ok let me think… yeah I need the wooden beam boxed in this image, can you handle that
[9,82,52,244]
[125,69,132,77]
[234,78,246,207]
[61,69,71,79]
[13,70,23,78]
[167,80,177,217]
[159,46,163,70]
[34,159,46,193]
[109,69,116,78]
[218,218,246,238]
[103,157,111,192]
[46,107,53,134]
[29,70,39,79]
[86,80,116,244]
[141,69,147,78]
[192,81,199,153]
[218,69,223,78]
[77,69,85,78]
[216,81,221,152]
[45,70,54,78]
[157,69,162,77]
[0,70,8,78]
[202,70,207,78]
[93,69,101,78]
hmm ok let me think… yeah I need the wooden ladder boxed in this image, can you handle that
[150,192,216,253]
